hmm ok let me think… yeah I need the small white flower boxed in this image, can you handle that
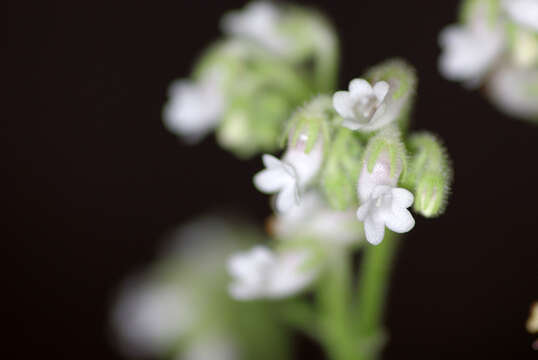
[221,1,289,54]
[333,79,391,132]
[227,246,317,300]
[487,66,538,119]
[438,20,505,86]
[503,0,538,31]
[253,134,323,212]
[356,185,415,245]
[163,73,224,142]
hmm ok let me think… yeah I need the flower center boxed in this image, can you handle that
[353,94,380,123]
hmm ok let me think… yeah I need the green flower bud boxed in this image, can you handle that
[282,95,334,154]
[321,127,363,210]
[405,132,453,217]
[414,172,449,218]
[362,59,417,134]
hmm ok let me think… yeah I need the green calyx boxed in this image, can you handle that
[364,126,408,180]
[405,132,453,217]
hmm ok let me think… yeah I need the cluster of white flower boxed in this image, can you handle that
[439,0,538,119]
[252,77,415,245]
[230,73,423,301]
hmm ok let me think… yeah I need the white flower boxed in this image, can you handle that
[438,19,505,86]
[356,154,414,245]
[333,78,391,131]
[163,73,224,142]
[503,0,538,31]
[227,246,317,300]
[112,279,196,357]
[487,66,538,119]
[221,1,289,54]
[271,191,362,245]
[253,134,323,212]
[357,185,415,245]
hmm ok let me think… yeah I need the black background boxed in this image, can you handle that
[7,1,537,359]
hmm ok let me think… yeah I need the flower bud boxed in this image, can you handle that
[283,95,333,154]
[406,133,453,218]
[414,172,449,217]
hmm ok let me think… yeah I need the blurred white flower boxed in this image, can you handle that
[487,66,538,119]
[112,279,196,357]
[163,73,224,142]
[333,78,391,131]
[228,246,317,300]
[253,154,300,212]
[221,1,289,54]
[438,18,505,86]
[254,134,323,212]
[503,0,538,31]
[357,185,415,245]
[272,191,362,245]
[181,335,239,360]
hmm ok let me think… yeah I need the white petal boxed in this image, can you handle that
[391,188,414,208]
[253,168,291,193]
[356,201,371,221]
[373,81,390,102]
[383,207,415,233]
[363,216,386,245]
[262,154,282,169]
[349,78,374,97]
[332,91,355,119]
[276,184,299,212]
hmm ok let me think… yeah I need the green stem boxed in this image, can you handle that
[355,232,401,359]
[317,249,357,360]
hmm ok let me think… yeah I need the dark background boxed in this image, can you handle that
[7,0,537,359]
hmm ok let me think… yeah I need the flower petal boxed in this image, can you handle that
[262,154,282,169]
[356,201,371,221]
[349,78,373,98]
[253,168,292,193]
[363,215,386,245]
[373,81,390,102]
[333,91,354,119]
[391,188,414,208]
[275,184,299,212]
[384,207,415,233]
